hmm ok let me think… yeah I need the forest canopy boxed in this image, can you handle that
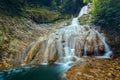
[0,0,120,28]
[83,0,120,28]
[0,0,84,16]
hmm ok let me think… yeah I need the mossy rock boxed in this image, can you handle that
[28,8,60,23]
[0,35,9,44]
[9,39,19,48]
[0,35,10,51]
[7,39,19,54]
[0,36,3,44]
[0,31,2,35]
[0,26,10,34]
[78,14,91,25]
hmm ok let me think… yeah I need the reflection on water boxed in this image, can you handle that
[0,64,70,80]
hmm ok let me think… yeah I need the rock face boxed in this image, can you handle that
[28,8,60,23]
[0,16,48,69]
[0,15,68,69]
[22,21,109,65]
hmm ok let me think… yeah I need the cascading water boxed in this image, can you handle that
[0,4,113,80]
[78,5,88,17]
[95,31,112,58]
[22,4,112,65]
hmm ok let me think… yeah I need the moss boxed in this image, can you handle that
[0,31,2,35]
[0,26,10,34]
[4,27,10,33]
[85,26,90,31]
[4,36,9,42]
[0,35,10,51]
[0,36,3,44]
[78,14,91,25]
[8,39,19,53]
[28,8,60,23]
[9,39,18,48]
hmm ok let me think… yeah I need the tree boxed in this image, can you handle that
[0,0,23,16]
[83,0,91,3]
[62,0,84,15]
[89,0,120,27]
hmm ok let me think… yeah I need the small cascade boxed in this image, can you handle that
[102,37,112,58]
[78,6,88,17]
[95,31,112,58]
[22,3,112,65]
[71,18,79,25]
[83,48,87,57]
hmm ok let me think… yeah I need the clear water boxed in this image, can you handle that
[0,64,69,80]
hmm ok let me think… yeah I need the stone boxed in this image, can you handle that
[76,72,82,76]
[107,73,112,76]
[116,67,120,70]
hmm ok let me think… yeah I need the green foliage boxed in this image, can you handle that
[83,0,91,3]
[62,0,84,15]
[0,0,23,16]
[91,0,120,27]
[28,8,60,23]
[51,0,63,10]
[0,0,119,26]
[0,0,85,19]
[25,0,52,8]
[78,15,91,25]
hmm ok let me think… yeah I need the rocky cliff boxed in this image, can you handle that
[0,15,68,70]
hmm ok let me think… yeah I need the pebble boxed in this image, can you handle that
[110,68,113,70]
[107,73,112,76]
[76,72,82,76]
[116,67,120,70]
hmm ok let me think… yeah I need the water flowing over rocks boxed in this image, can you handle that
[22,4,112,65]
[0,2,118,80]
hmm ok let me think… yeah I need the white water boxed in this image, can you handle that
[54,4,112,64]
[95,31,112,58]
[102,39,112,58]
[64,6,89,59]
[23,4,112,65]
[78,6,88,17]
[44,4,112,64]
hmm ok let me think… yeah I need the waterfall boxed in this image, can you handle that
[22,4,112,65]
[78,6,88,17]
[102,37,112,58]
[95,31,112,58]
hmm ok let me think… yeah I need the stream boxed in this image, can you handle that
[0,64,70,80]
